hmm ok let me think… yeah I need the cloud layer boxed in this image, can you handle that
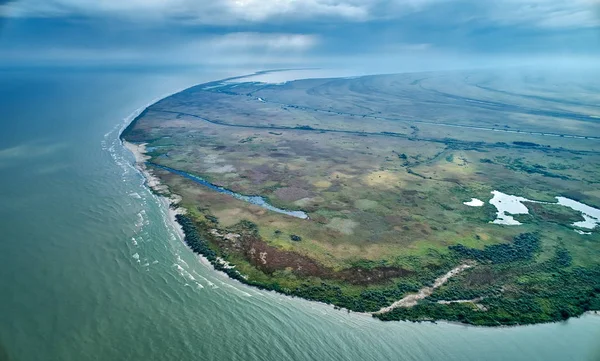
[2,0,371,23]
[3,0,599,29]
[0,30,321,66]
[0,0,598,68]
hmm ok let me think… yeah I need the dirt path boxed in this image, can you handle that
[373,263,473,315]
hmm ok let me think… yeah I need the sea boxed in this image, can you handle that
[0,67,599,361]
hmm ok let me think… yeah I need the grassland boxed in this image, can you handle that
[122,69,600,325]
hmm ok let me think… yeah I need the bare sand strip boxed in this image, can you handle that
[373,263,473,315]
[123,141,177,197]
[123,140,185,237]
[438,297,487,311]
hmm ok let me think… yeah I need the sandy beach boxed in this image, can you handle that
[123,140,185,238]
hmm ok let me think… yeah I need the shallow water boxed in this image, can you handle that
[482,190,600,231]
[149,163,309,219]
[0,69,599,361]
[489,190,532,225]
[556,197,600,230]
[464,198,484,207]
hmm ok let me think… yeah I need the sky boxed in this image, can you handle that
[0,0,599,71]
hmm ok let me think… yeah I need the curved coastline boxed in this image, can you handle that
[120,139,364,319]
[118,71,600,327]
[118,69,312,256]
[117,71,418,324]
[119,69,341,298]
[120,69,304,143]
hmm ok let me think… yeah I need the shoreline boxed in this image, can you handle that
[120,139,400,322]
[122,138,600,328]
[116,71,600,328]
[122,140,186,240]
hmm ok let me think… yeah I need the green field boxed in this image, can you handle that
[122,69,600,326]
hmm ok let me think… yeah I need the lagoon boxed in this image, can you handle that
[467,190,600,232]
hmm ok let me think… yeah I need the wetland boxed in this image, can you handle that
[122,69,600,326]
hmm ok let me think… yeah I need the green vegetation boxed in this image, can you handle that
[449,233,540,264]
[512,141,540,147]
[123,70,600,326]
[176,214,437,313]
[493,156,570,179]
[376,247,600,326]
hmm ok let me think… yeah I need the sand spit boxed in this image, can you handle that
[373,263,473,314]
[124,141,172,197]
[123,140,185,237]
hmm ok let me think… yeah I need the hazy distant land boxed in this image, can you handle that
[122,70,600,326]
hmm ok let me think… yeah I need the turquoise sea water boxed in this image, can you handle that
[0,68,599,361]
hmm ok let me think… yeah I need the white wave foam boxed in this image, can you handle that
[103,86,193,187]
[219,281,252,297]
[176,254,190,269]
[173,262,200,284]
[192,270,217,288]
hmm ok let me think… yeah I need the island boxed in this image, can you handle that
[121,70,600,326]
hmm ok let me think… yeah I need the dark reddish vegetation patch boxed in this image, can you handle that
[384,214,412,226]
[274,186,312,202]
[248,170,269,183]
[337,267,412,285]
[206,222,410,285]
[243,236,330,278]
[310,215,329,224]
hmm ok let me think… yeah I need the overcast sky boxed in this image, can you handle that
[1,0,599,71]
